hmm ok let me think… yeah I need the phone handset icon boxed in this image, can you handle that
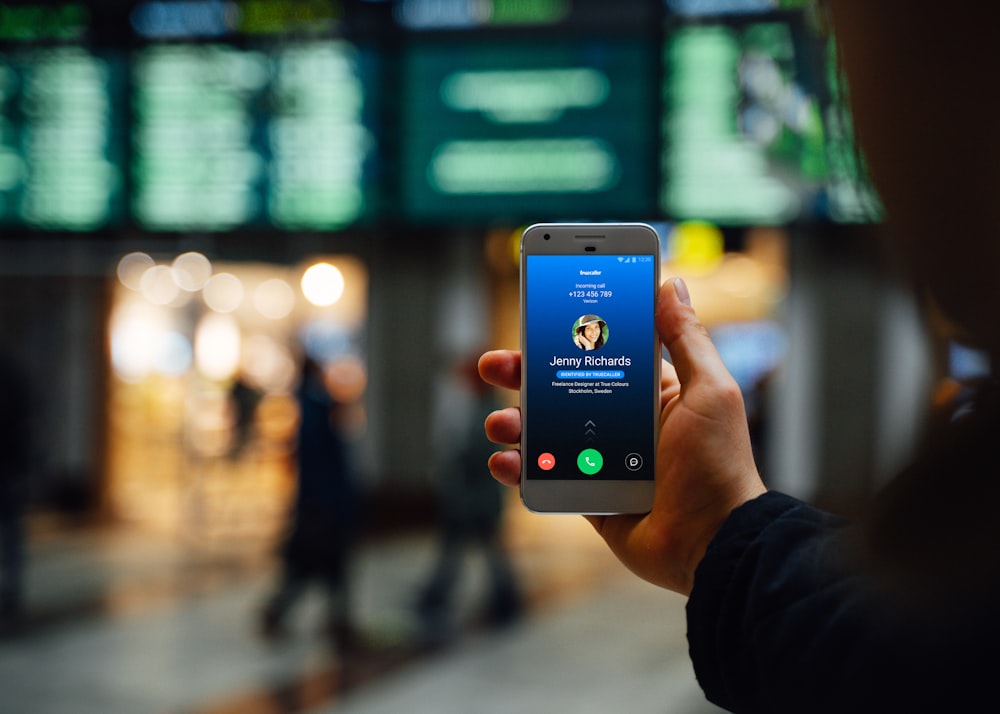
[577,448,603,475]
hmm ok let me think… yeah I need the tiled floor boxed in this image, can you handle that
[0,509,724,714]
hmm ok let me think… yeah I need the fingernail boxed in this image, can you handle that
[673,278,692,307]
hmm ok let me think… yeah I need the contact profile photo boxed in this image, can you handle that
[572,314,607,351]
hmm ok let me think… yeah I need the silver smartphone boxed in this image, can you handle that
[520,222,660,514]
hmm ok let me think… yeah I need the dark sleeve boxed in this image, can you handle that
[686,490,1000,713]
[685,492,955,714]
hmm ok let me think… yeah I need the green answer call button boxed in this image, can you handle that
[577,448,603,476]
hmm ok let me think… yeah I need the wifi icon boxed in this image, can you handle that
[617,257,625,262]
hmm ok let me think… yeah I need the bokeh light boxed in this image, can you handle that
[203,272,244,313]
[669,220,725,275]
[139,264,180,305]
[301,262,345,307]
[110,309,161,381]
[253,278,295,319]
[194,312,241,381]
[117,251,155,291]
[171,251,213,291]
[243,334,297,393]
[155,331,193,376]
[325,355,367,403]
[109,302,191,380]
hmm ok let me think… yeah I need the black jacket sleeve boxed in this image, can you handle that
[685,491,998,713]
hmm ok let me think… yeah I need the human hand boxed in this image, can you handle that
[478,278,766,595]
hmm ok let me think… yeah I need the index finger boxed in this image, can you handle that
[478,350,521,391]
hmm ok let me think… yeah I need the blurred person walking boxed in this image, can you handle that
[0,350,30,632]
[260,355,362,650]
[416,354,522,642]
[227,372,262,461]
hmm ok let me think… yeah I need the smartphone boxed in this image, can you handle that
[520,222,660,514]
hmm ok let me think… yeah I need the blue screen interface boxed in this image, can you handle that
[524,254,657,481]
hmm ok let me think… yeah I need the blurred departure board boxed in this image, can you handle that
[661,22,827,225]
[0,0,862,232]
[0,45,124,229]
[132,39,375,231]
[399,38,658,223]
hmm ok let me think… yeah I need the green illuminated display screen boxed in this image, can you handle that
[400,38,658,223]
[661,22,827,225]
[0,46,125,229]
[132,39,375,232]
[0,0,867,233]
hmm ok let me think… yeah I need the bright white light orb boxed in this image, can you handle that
[301,262,345,307]
[194,313,241,381]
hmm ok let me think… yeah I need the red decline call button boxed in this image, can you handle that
[537,452,556,470]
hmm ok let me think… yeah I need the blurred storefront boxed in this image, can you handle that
[104,252,368,547]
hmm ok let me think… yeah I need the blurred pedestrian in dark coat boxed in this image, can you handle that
[260,356,362,649]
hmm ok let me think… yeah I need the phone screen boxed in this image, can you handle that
[523,252,658,487]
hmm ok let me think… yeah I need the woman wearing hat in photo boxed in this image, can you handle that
[573,315,607,351]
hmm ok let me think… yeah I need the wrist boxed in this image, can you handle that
[677,480,768,595]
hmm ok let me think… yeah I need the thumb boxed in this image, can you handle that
[656,278,730,388]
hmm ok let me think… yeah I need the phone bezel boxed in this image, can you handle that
[519,222,660,514]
